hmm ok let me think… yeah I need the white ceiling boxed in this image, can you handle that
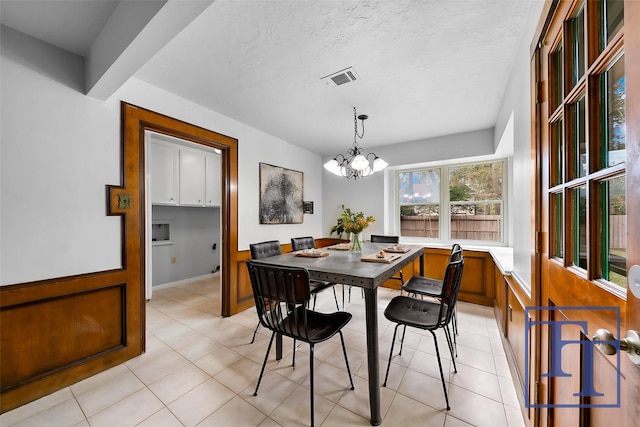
[0,0,536,157]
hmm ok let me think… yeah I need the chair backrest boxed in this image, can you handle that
[437,256,465,327]
[246,260,312,338]
[250,240,282,259]
[291,236,316,251]
[370,235,399,244]
[449,243,463,262]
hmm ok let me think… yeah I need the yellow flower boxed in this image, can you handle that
[333,205,375,235]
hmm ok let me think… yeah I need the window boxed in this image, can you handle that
[397,160,506,244]
[544,0,627,292]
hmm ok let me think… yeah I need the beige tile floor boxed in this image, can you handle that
[1,277,526,427]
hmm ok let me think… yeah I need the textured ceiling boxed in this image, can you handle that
[1,0,535,156]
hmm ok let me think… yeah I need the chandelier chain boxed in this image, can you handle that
[354,106,365,145]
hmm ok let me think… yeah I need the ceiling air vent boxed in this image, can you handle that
[322,67,359,86]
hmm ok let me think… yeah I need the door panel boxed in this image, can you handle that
[536,1,638,425]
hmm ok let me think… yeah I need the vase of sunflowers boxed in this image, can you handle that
[331,205,375,253]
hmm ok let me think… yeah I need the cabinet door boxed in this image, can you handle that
[179,150,205,206]
[150,143,178,205]
[205,154,221,206]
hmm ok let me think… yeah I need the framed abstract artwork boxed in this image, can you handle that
[259,163,304,224]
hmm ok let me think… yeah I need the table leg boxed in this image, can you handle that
[363,287,381,426]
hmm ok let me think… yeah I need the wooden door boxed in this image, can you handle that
[535,1,639,425]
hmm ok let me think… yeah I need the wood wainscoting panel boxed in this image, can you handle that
[1,285,124,390]
[235,250,254,311]
[458,249,494,306]
[506,284,529,391]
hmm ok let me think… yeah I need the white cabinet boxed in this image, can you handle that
[150,143,178,205]
[179,150,205,206]
[150,141,220,207]
[205,154,221,206]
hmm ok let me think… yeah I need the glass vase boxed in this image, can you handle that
[350,232,363,253]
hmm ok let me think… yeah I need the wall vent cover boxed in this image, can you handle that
[322,67,359,86]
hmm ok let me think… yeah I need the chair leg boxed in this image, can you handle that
[339,331,355,390]
[443,326,456,363]
[332,287,340,311]
[293,339,296,367]
[253,332,275,396]
[342,284,346,309]
[250,322,260,344]
[312,294,317,310]
[430,330,450,410]
[383,324,399,387]
[399,325,407,356]
[309,344,315,427]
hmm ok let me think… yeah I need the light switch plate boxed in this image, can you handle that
[629,265,640,299]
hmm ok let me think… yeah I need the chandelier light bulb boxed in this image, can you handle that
[350,154,368,170]
[323,158,339,174]
[372,157,388,172]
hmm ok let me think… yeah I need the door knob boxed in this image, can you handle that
[592,329,640,366]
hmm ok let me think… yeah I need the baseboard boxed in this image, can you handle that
[152,272,218,290]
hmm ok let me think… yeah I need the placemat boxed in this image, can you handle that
[326,243,351,251]
[384,246,410,253]
[360,252,402,263]
[294,250,329,258]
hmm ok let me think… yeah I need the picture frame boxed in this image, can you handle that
[259,163,304,224]
[303,201,314,214]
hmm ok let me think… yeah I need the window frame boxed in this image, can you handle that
[394,158,508,247]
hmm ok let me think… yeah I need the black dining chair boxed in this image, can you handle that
[401,243,463,347]
[246,260,354,427]
[382,254,464,410]
[290,236,340,311]
[248,240,284,344]
[370,235,405,286]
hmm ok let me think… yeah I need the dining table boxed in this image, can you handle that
[250,241,424,426]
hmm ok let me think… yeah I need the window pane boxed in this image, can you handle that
[449,162,503,201]
[570,96,587,178]
[551,192,564,258]
[550,47,564,111]
[450,203,502,242]
[550,119,564,186]
[600,0,624,49]
[599,176,626,286]
[572,186,587,269]
[568,8,585,89]
[401,205,440,238]
[449,162,503,243]
[399,169,440,239]
[600,56,626,168]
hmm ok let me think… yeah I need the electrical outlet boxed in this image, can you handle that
[171,257,177,264]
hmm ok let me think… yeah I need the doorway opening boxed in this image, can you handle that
[144,131,223,307]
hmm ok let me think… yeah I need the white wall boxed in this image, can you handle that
[151,206,220,286]
[493,0,546,290]
[0,25,324,285]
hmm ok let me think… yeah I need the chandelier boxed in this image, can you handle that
[323,107,388,179]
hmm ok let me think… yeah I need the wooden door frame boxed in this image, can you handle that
[122,103,239,317]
